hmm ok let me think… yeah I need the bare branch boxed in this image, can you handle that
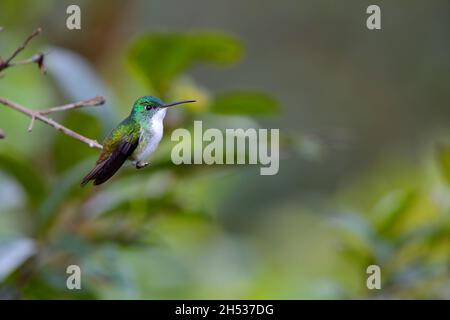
[0,128,5,139]
[0,28,42,73]
[7,52,46,74]
[0,97,103,149]
[0,28,104,150]
[39,96,105,115]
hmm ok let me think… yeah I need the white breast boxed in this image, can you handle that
[134,109,166,162]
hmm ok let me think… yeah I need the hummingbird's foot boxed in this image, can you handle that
[136,161,149,169]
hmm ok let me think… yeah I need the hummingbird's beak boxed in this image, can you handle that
[161,100,196,108]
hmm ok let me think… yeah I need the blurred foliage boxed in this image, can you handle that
[210,92,279,116]
[437,145,450,185]
[128,32,242,97]
[334,151,450,299]
[1,0,449,300]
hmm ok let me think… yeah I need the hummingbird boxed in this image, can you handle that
[81,96,195,186]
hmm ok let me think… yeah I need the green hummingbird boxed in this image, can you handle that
[81,96,195,186]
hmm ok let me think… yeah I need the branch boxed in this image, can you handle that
[0,28,44,73]
[39,96,105,115]
[0,97,103,149]
[0,28,104,150]
[6,52,46,73]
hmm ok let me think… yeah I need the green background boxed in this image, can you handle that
[0,0,449,299]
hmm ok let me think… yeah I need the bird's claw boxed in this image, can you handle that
[136,162,149,169]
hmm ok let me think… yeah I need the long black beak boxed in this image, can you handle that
[161,100,196,108]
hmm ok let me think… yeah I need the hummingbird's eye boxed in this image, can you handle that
[145,105,153,111]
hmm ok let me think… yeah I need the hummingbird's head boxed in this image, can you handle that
[131,96,195,121]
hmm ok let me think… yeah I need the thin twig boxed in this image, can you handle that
[0,28,42,73]
[4,28,41,64]
[39,96,105,114]
[0,97,103,149]
[27,116,36,132]
[7,52,46,73]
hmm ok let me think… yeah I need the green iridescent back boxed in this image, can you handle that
[98,116,140,164]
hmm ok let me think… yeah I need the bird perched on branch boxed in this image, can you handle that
[81,96,195,186]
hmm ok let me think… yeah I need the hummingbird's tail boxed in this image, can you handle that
[81,138,139,187]
[81,158,124,186]
[81,156,127,186]
[80,162,104,187]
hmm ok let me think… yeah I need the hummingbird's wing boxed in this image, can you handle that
[81,124,140,186]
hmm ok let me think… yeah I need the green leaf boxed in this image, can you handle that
[128,32,243,95]
[436,144,450,185]
[373,189,416,237]
[395,220,450,248]
[210,91,279,115]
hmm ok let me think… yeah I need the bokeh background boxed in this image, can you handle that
[0,0,449,299]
